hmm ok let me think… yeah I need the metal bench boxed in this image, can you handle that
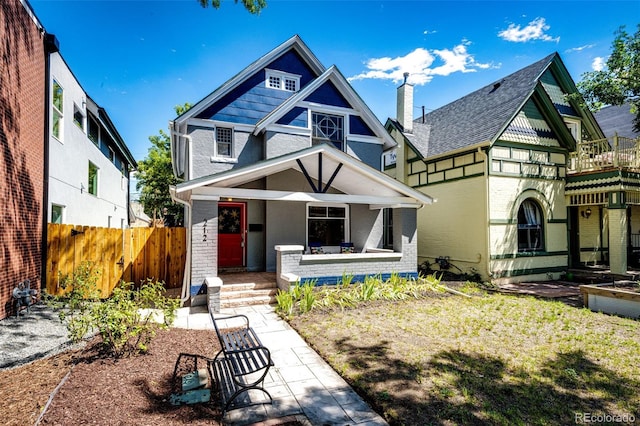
[208,313,273,414]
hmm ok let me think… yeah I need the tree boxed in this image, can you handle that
[135,104,191,226]
[197,0,266,14]
[574,25,640,132]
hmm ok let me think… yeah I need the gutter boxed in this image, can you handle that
[41,33,59,291]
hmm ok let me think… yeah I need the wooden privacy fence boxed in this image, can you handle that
[46,224,186,297]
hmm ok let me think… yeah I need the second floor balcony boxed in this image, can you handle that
[568,134,640,174]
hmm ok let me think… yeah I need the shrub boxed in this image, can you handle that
[48,262,179,357]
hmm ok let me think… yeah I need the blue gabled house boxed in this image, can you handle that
[169,36,433,309]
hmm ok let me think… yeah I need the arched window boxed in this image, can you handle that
[517,199,544,252]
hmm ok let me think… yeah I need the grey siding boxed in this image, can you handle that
[191,200,218,285]
[265,131,310,159]
[188,126,262,179]
[265,200,306,271]
[347,140,382,169]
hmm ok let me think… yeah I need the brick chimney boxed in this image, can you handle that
[397,72,413,133]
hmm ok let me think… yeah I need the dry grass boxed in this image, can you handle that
[289,287,640,425]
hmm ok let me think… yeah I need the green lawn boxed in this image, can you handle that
[287,286,640,425]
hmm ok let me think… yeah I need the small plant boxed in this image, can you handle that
[298,279,317,313]
[275,289,295,317]
[48,262,179,357]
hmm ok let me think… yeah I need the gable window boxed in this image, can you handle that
[216,126,233,158]
[565,119,581,143]
[517,199,544,252]
[52,80,63,140]
[312,112,344,150]
[307,204,348,250]
[73,104,85,131]
[265,69,299,92]
[88,162,98,196]
[88,114,100,146]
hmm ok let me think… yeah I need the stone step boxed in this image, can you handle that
[220,282,277,292]
[221,295,277,308]
[221,288,278,300]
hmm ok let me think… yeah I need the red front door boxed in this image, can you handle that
[218,202,246,268]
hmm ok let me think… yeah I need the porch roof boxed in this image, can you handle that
[170,144,434,208]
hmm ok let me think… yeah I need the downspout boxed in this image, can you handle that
[41,33,59,291]
[171,189,192,305]
[478,146,492,280]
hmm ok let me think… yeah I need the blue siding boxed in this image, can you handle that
[349,115,375,136]
[301,272,419,286]
[277,107,308,127]
[195,50,318,125]
[266,50,317,87]
[305,81,351,108]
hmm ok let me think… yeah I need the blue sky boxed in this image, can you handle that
[30,0,638,181]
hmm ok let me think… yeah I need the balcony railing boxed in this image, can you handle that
[568,134,640,173]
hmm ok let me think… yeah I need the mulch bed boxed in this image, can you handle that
[41,328,222,425]
[1,328,226,426]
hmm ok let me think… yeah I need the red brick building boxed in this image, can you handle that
[0,0,46,319]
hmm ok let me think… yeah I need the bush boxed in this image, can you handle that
[48,262,179,357]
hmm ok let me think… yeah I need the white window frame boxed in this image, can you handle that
[306,203,349,253]
[265,69,300,92]
[311,111,346,151]
[73,103,85,132]
[87,161,99,196]
[52,79,63,141]
[215,126,234,159]
[51,204,64,224]
[565,119,581,143]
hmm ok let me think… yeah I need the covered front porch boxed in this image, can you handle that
[171,144,433,311]
[566,135,640,274]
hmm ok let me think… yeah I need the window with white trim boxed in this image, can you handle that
[265,69,299,92]
[312,112,344,150]
[307,203,349,251]
[73,104,85,131]
[565,119,581,143]
[88,161,99,196]
[517,199,544,252]
[51,204,64,224]
[383,208,394,250]
[216,126,233,158]
[52,80,63,140]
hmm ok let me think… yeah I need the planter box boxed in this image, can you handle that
[580,284,640,319]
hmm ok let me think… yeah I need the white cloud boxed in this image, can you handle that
[423,29,437,35]
[565,44,595,53]
[592,56,606,71]
[348,41,492,86]
[498,17,560,43]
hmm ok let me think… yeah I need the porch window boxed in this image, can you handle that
[517,199,544,252]
[307,204,348,249]
[312,112,344,151]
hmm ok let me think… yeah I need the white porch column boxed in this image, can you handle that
[608,207,628,275]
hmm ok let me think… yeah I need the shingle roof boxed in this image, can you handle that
[594,104,640,139]
[415,53,557,158]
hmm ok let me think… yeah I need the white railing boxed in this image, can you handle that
[568,134,640,173]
